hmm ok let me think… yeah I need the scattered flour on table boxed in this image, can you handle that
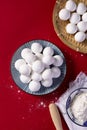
[18,97,21,100]
[28,101,47,112]
[22,116,25,120]
[10,85,14,88]
[9,85,58,113]
[76,48,79,52]
[18,90,21,93]
[81,54,84,57]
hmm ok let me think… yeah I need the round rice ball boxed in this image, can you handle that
[15,59,26,71]
[53,55,63,66]
[21,48,32,59]
[24,53,36,65]
[42,69,52,80]
[29,80,41,92]
[51,67,61,78]
[42,55,54,65]
[43,47,54,56]
[19,64,31,76]
[31,42,43,54]
[32,60,44,73]
[41,79,53,87]
[31,72,42,81]
[20,75,31,83]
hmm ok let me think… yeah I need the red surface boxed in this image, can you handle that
[0,0,87,130]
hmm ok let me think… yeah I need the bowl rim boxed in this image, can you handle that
[66,87,87,127]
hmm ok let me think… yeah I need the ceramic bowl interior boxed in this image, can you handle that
[66,88,87,127]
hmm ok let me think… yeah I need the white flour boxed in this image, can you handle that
[71,92,87,125]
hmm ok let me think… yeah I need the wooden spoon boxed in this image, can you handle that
[49,103,64,130]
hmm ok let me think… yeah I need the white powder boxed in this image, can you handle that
[18,90,21,93]
[10,85,14,88]
[71,92,87,124]
[81,54,84,57]
[38,101,47,108]
[18,97,21,100]
[22,116,25,120]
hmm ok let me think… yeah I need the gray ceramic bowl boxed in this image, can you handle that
[11,40,66,95]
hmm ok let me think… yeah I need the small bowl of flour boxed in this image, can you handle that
[66,88,87,127]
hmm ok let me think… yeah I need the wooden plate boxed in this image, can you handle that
[53,0,87,53]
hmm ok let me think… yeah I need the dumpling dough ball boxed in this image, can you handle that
[42,55,54,65]
[82,12,87,22]
[53,55,63,67]
[75,32,86,42]
[29,80,41,92]
[77,21,87,32]
[36,53,43,60]
[43,47,54,56]
[65,0,77,12]
[31,72,42,81]
[41,79,53,87]
[59,8,70,21]
[21,48,32,59]
[32,60,44,73]
[24,53,36,65]
[20,75,31,83]
[15,59,26,71]
[77,3,86,15]
[51,67,61,78]
[70,13,80,24]
[31,42,43,54]
[19,64,31,76]
[42,69,52,80]
[66,23,78,34]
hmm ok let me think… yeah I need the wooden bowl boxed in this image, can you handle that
[53,0,87,53]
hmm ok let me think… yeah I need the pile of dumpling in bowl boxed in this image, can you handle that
[14,42,63,92]
[59,0,87,42]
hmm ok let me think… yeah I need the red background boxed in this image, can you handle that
[0,0,87,130]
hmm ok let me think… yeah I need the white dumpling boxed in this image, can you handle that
[20,75,31,83]
[82,12,87,22]
[15,59,26,71]
[19,64,31,76]
[32,60,44,73]
[53,55,63,67]
[43,47,54,56]
[31,42,43,54]
[42,69,52,80]
[75,32,86,42]
[65,0,77,12]
[41,79,53,87]
[70,13,80,24]
[51,67,61,78]
[42,55,54,65]
[29,80,41,92]
[59,8,70,21]
[31,72,42,81]
[66,23,78,34]
[23,53,36,65]
[21,48,32,59]
[77,21,87,32]
[77,3,87,15]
